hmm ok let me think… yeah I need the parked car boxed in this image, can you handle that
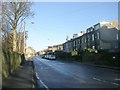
[48,55,56,60]
[42,54,56,60]
[41,54,44,58]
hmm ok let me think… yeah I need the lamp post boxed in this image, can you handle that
[23,21,34,54]
[24,21,26,54]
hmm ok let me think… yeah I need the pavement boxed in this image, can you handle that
[2,61,34,88]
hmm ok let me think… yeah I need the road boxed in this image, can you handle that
[32,56,120,88]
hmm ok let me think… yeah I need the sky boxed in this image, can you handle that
[26,2,118,51]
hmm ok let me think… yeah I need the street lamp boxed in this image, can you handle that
[24,21,34,54]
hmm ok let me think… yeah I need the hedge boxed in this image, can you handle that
[2,50,24,79]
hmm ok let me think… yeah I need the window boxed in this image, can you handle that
[85,37,86,43]
[90,27,93,32]
[88,35,90,42]
[87,29,89,33]
[82,37,84,43]
[116,33,118,40]
[92,34,94,41]
[75,40,77,46]
[73,41,75,46]
[94,24,100,30]
[97,32,100,39]
[78,39,80,45]
[87,27,93,33]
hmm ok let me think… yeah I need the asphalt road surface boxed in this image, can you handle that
[32,56,120,89]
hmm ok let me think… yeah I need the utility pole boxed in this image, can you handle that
[24,21,26,54]
[23,21,34,54]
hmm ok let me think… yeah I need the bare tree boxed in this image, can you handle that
[2,16,13,51]
[2,2,33,52]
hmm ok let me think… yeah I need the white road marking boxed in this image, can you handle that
[39,79,49,90]
[111,82,119,86]
[35,71,49,90]
[35,72,40,80]
[93,77,120,86]
[93,77,102,81]
[114,78,120,81]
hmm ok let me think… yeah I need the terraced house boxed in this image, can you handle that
[63,21,119,53]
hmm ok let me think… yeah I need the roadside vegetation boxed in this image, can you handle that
[53,49,120,67]
[1,2,33,79]
[2,50,21,79]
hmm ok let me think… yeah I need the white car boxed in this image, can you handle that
[48,55,56,60]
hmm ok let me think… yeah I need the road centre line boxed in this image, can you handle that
[93,77,120,86]
[114,78,120,81]
[111,82,119,86]
[93,77,102,81]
